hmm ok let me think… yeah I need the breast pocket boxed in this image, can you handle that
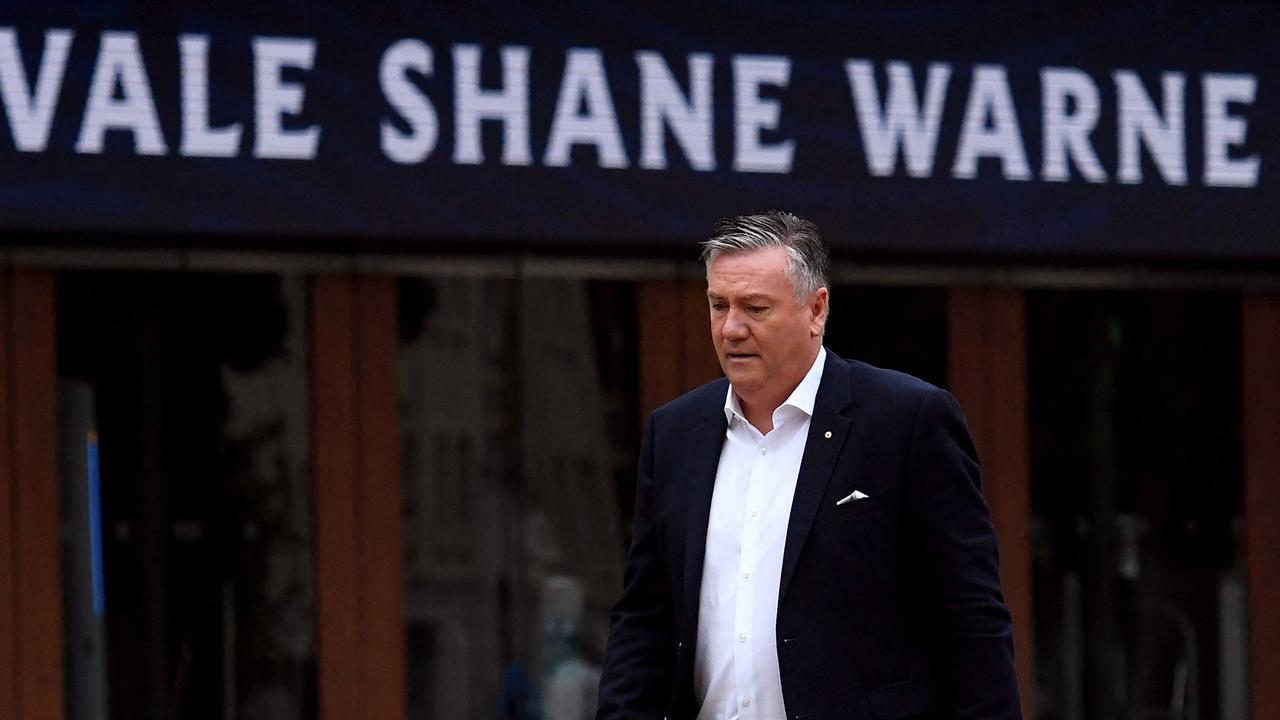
[822,491,887,526]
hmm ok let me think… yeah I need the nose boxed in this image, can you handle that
[722,308,750,340]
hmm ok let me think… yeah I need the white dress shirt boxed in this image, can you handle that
[694,347,826,720]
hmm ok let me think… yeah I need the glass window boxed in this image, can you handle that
[1027,290,1246,720]
[58,271,318,720]
[398,275,638,720]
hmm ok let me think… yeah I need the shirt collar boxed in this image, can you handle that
[723,346,827,427]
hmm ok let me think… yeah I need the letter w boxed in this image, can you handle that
[846,60,950,177]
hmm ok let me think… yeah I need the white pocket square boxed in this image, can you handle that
[835,490,870,506]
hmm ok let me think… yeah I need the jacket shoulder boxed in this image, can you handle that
[838,356,954,416]
[846,358,940,395]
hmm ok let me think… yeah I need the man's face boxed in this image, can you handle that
[706,246,828,404]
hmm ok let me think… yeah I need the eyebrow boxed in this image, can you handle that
[706,292,773,303]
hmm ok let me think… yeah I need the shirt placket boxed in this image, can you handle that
[734,429,769,719]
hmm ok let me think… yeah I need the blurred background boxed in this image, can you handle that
[0,3,1277,720]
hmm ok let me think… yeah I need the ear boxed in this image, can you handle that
[808,287,829,337]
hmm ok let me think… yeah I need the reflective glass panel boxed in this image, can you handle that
[1028,290,1245,720]
[399,276,638,720]
[58,271,318,720]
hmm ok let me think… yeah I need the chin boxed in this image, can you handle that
[724,370,762,391]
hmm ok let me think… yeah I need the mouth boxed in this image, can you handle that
[725,352,758,362]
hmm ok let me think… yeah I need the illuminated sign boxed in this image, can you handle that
[0,4,1273,258]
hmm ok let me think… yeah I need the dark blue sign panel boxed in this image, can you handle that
[0,3,1276,259]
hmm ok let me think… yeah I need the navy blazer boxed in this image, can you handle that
[597,351,1021,720]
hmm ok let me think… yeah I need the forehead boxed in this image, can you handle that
[706,246,794,296]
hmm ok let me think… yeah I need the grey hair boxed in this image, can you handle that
[700,211,831,299]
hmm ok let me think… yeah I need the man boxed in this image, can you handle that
[597,212,1021,720]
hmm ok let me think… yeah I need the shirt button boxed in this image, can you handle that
[750,510,759,517]
[741,571,751,579]
[738,633,747,642]
[760,448,767,455]
[742,698,751,707]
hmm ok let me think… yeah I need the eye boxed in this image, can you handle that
[746,305,768,315]
[710,301,727,312]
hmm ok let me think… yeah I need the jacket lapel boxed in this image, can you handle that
[680,394,729,632]
[779,352,855,599]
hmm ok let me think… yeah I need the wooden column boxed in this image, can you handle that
[0,270,15,720]
[353,277,405,720]
[312,275,404,720]
[680,280,721,390]
[312,276,364,720]
[947,286,1034,717]
[0,270,62,720]
[637,280,684,422]
[1243,292,1280,720]
[637,278,720,426]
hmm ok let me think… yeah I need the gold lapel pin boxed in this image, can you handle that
[824,431,832,439]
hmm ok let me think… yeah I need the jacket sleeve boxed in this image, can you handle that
[904,387,1023,719]
[596,413,676,720]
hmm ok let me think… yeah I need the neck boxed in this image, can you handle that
[738,392,782,435]
[736,345,822,434]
